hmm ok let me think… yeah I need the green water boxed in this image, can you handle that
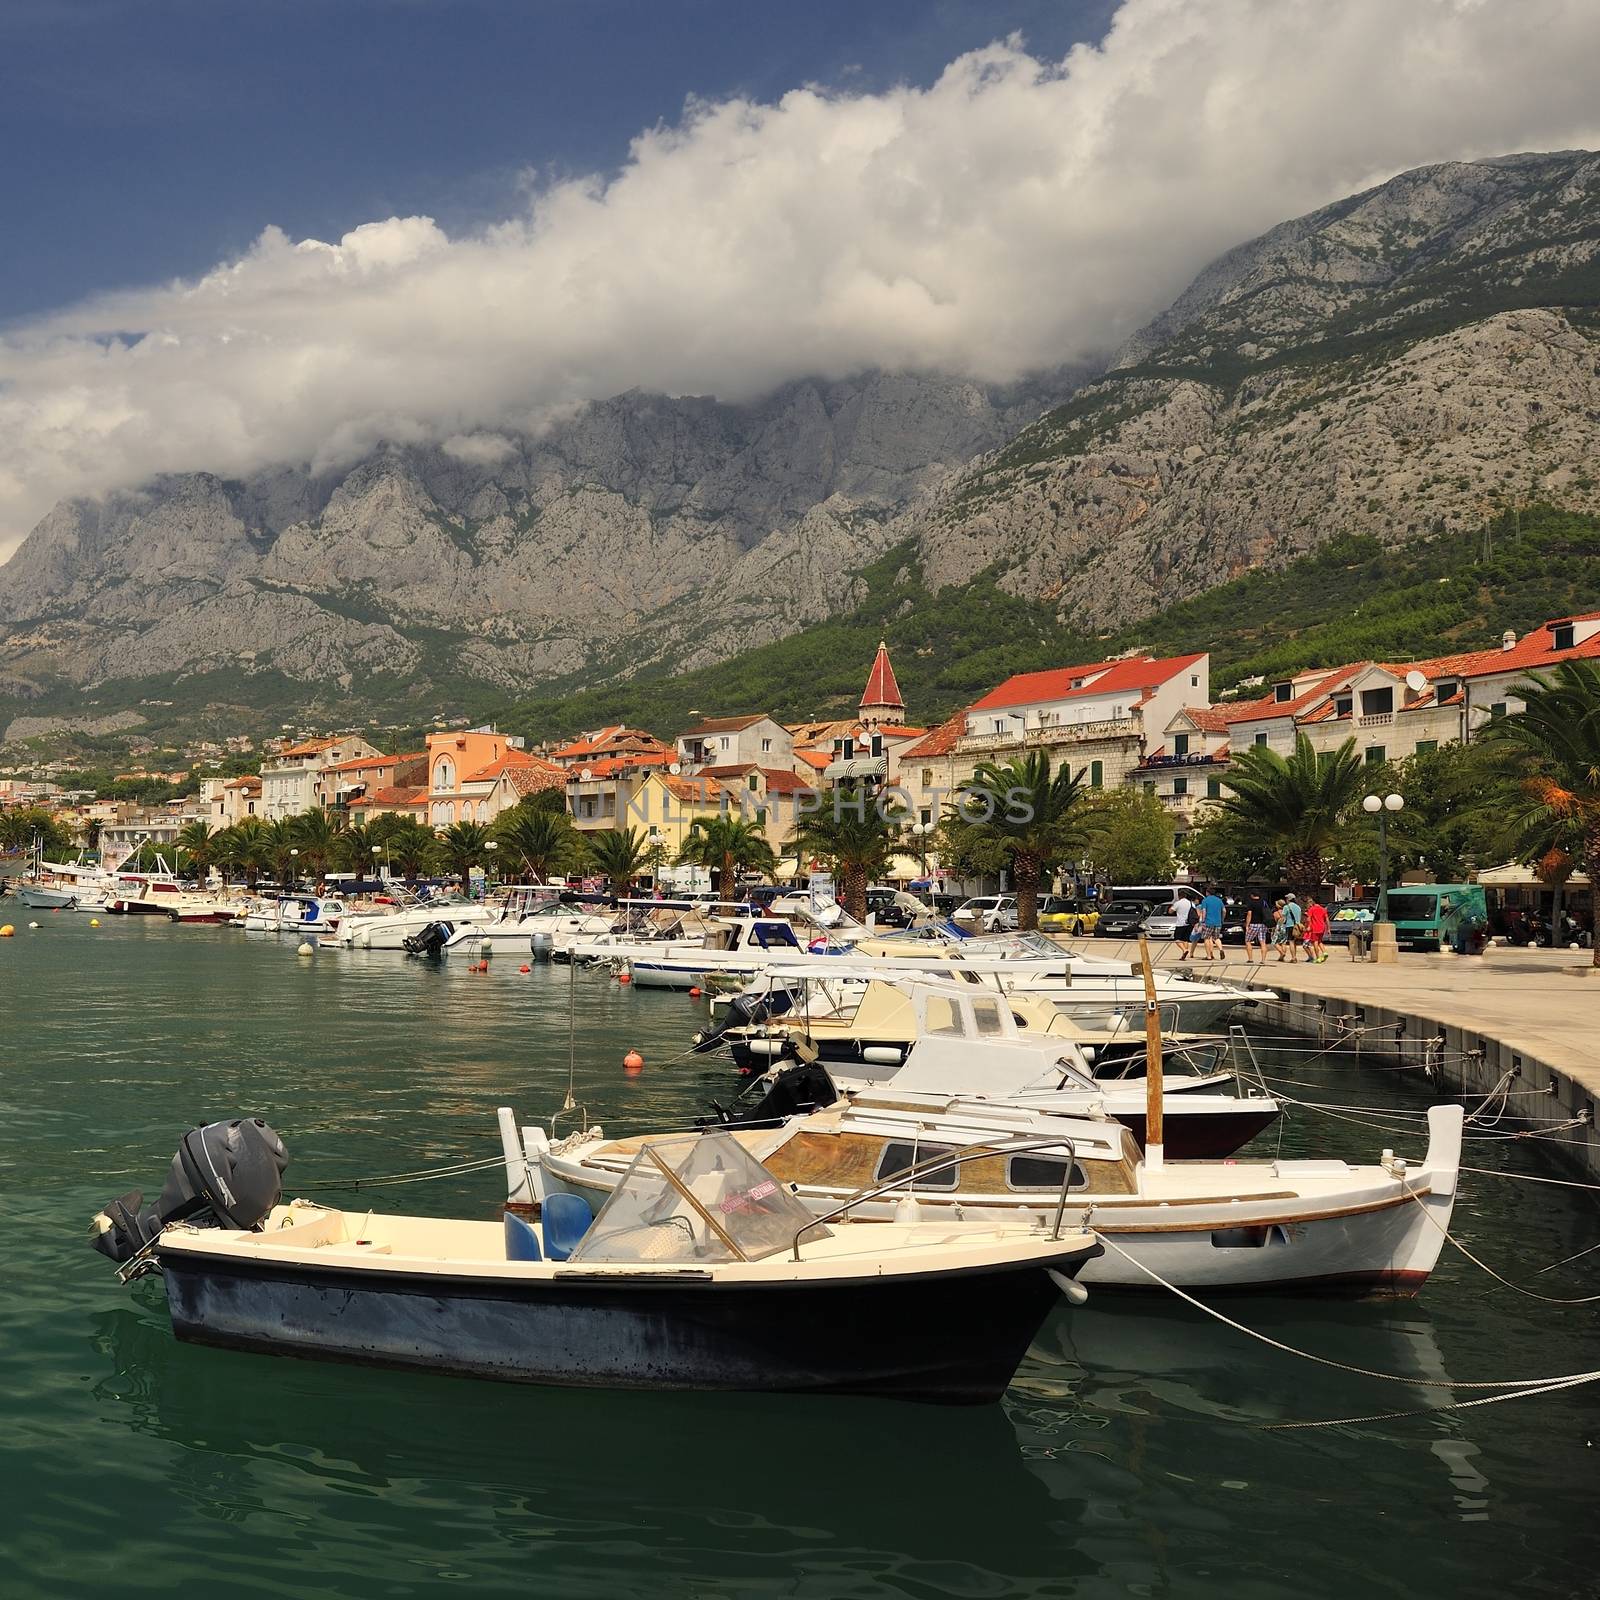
[4,913,1599,1598]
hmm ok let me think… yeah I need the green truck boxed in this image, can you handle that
[1382,884,1488,952]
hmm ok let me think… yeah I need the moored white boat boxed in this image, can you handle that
[90,1119,1099,1404]
[532,1096,1464,1294]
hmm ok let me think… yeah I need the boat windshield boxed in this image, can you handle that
[568,1131,827,1264]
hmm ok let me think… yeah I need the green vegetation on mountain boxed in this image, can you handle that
[498,505,1600,739]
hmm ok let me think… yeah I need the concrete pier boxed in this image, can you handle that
[1135,941,1600,1177]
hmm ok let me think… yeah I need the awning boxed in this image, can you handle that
[823,757,888,781]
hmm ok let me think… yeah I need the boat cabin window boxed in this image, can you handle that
[873,1141,960,1190]
[970,997,1006,1036]
[1006,1154,1088,1192]
[923,996,963,1035]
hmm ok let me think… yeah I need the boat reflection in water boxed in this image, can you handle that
[89,1302,1108,1594]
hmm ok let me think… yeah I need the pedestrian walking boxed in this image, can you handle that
[1199,884,1226,961]
[1304,896,1329,962]
[1170,893,1196,959]
[1280,892,1306,961]
[1244,890,1270,963]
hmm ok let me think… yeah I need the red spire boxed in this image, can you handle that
[860,639,904,720]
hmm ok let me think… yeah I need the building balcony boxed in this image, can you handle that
[1357,712,1393,727]
[956,718,1139,754]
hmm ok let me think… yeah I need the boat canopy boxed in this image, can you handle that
[569,1131,827,1265]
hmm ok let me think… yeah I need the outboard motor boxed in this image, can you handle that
[690,987,796,1054]
[89,1117,289,1267]
[530,930,554,962]
[703,1061,840,1129]
[403,920,451,959]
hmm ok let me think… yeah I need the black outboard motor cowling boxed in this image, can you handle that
[702,1061,840,1129]
[89,1117,289,1266]
[403,921,451,959]
[690,988,796,1053]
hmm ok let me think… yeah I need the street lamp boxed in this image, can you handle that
[288,846,300,889]
[912,820,934,879]
[370,843,381,883]
[485,838,498,888]
[1362,792,1404,960]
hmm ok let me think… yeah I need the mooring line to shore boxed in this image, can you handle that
[1092,1234,1600,1387]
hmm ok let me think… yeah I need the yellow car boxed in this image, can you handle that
[1036,895,1099,936]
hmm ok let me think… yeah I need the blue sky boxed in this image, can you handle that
[0,0,1112,321]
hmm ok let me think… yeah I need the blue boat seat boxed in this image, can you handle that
[542,1192,593,1262]
[503,1211,543,1262]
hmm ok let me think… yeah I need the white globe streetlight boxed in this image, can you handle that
[1362,792,1405,928]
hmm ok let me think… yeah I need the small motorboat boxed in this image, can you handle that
[89,1119,1100,1404]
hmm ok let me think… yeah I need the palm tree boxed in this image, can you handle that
[383,817,438,878]
[1216,733,1367,899]
[583,827,653,899]
[957,751,1091,929]
[175,819,216,885]
[290,807,345,881]
[261,818,299,887]
[437,819,492,887]
[792,788,906,922]
[1481,660,1600,966]
[336,819,385,876]
[678,815,777,903]
[493,803,579,882]
[213,817,268,888]
[82,817,105,854]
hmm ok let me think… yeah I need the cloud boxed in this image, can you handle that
[3,0,1599,561]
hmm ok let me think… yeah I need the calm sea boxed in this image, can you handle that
[3,911,1597,1598]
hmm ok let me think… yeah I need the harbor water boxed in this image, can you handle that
[4,913,1598,1598]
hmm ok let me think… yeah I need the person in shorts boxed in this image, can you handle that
[1170,893,1196,959]
[1199,885,1226,960]
[1278,893,1305,961]
[1244,891,1270,962]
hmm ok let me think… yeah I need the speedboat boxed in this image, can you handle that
[533,1092,1464,1294]
[325,893,499,950]
[89,1118,1099,1404]
[437,888,599,954]
[603,911,858,989]
[241,892,347,935]
[105,876,239,923]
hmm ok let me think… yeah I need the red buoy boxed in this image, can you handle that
[617,972,632,985]
[623,1049,644,1073]
[689,986,702,998]
[520,963,532,974]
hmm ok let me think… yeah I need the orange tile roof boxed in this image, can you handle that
[794,749,832,771]
[1224,665,1366,724]
[1177,706,1230,733]
[277,736,345,758]
[680,714,769,736]
[1380,621,1600,682]
[503,764,567,798]
[900,710,967,760]
[323,752,399,774]
[465,751,564,785]
[552,725,671,760]
[970,654,1205,713]
[360,784,427,809]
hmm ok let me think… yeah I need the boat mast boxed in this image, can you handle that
[1138,935,1164,1172]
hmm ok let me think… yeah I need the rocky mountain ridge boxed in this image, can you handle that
[906,149,1600,625]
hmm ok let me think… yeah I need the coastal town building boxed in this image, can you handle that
[677,715,794,775]
[260,735,383,819]
[425,727,562,826]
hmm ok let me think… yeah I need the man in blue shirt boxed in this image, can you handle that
[1199,886,1226,960]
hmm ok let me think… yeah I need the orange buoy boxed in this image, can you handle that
[617,972,631,985]
[519,963,532,974]
[0,924,13,937]
[623,1049,644,1074]
[689,986,701,998]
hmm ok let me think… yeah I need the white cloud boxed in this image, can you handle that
[3,0,1599,560]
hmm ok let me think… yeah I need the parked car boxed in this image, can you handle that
[953,894,1018,932]
[1324,900,1377,947]
[1036,895,1099,935]
[864,887,925,929]
[1093,899,1153,938]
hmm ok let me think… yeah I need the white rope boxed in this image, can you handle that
[1092,1233,1600,1386]
[1402,1189,1600,1306]
[1264,1372,1600,1431]
[1460,1164,1600,1193]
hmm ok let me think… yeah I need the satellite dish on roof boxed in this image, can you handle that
[669,762,682,775]
[580,767,593,781]
[1405,669,1427,692]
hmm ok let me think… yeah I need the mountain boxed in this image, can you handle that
[0,371,1075,739]
[907,150,1600,626]
[4,148,1600,749]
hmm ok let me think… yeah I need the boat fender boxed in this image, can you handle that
[893,1193,922,1225]
[1049,1269,1090,1305]
[297,941,315,957]
[861,1046,903,1066]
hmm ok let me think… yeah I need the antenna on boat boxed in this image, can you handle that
[1137,935,1164,1173]
[561,953,577,1113]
